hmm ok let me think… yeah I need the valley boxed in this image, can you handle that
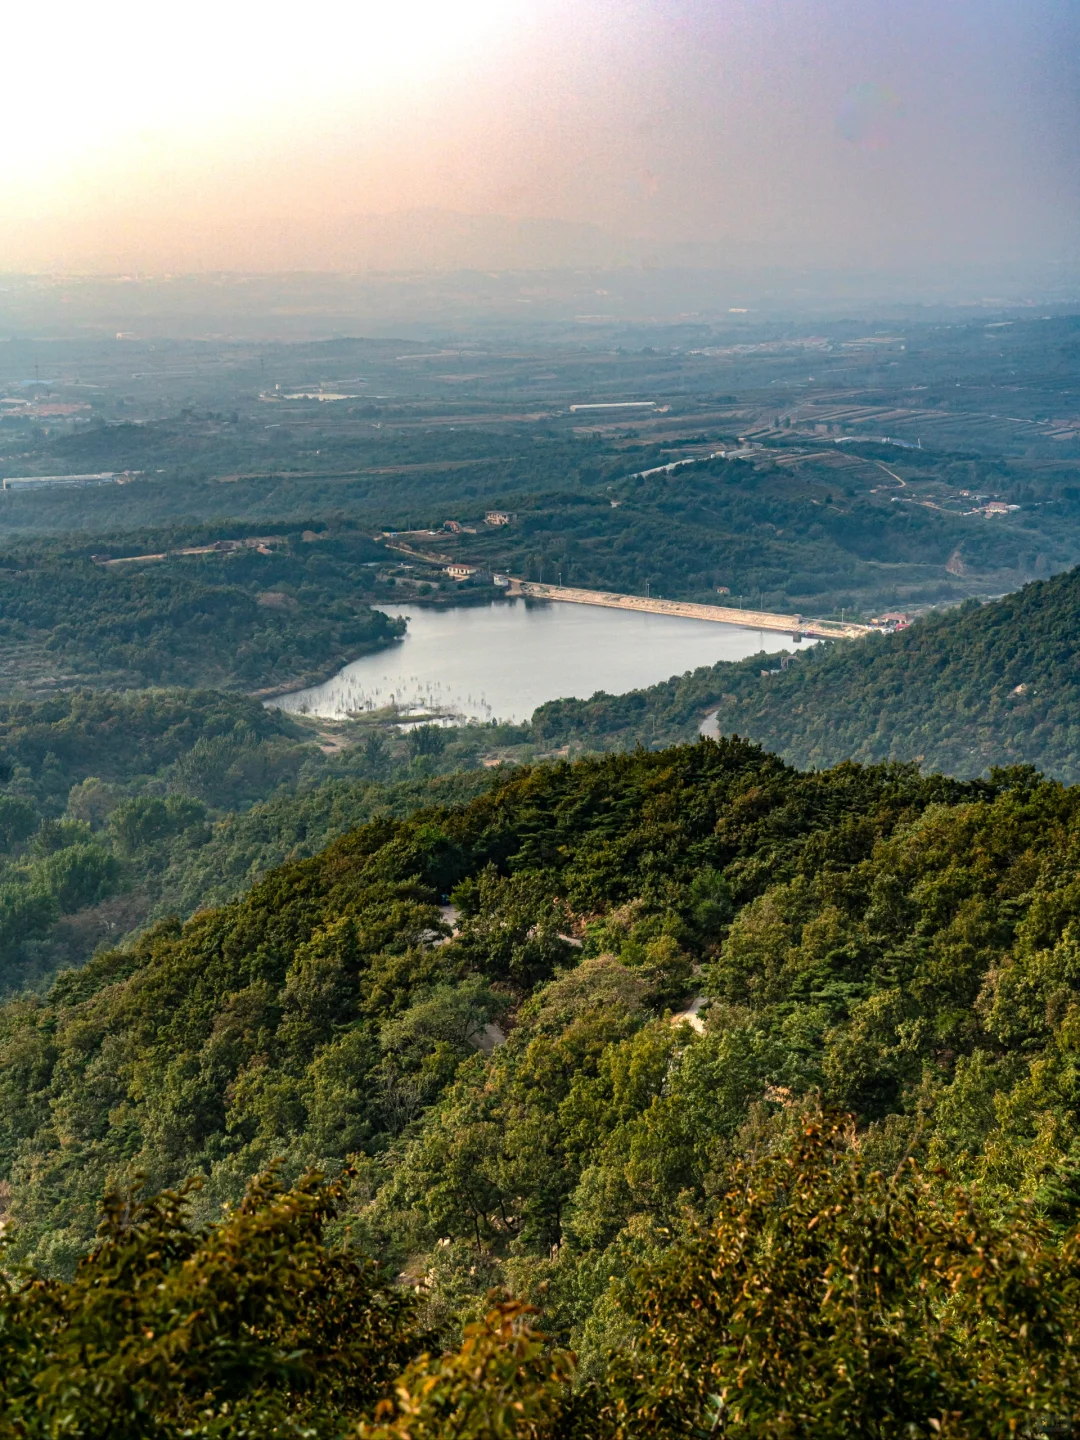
[8,0,1080,1425]
[2,280,1080,1434]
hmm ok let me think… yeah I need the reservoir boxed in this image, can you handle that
[270,599,813,724]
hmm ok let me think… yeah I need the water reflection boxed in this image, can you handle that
[269,599,815,724]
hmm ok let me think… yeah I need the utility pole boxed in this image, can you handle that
[646,578,650,599]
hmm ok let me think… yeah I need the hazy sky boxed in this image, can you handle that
[2,0,1077,273]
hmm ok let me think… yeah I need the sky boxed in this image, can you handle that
[1,0,1077,275]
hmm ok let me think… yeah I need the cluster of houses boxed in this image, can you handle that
[955,491,1021,517]
[869,612,911,631]
[979,501,1020,516]
[440,509,515,585]
[443,563,511,586]
[443,510,514,535]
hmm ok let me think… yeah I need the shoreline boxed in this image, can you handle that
[250,632,407,702]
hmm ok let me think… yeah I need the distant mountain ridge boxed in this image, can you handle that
[0,208,637,277]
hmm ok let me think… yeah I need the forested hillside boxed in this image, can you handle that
[0,527,406,693]
[708,566,1080,777]
[0,689,513,993]
[5,738,1080,1429]
[534,564,1080,781]
[2,739,1078,1329]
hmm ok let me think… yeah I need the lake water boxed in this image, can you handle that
[269,599,814,725]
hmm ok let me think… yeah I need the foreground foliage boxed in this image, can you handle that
[0,1168,418,1439]
[598,1117,1080,1439]
[6,1125,1080,1439]
[358,1300,575,1440]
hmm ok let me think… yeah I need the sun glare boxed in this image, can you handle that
[0,0,522,210]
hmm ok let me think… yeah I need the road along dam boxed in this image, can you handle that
[510,581,871,641]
